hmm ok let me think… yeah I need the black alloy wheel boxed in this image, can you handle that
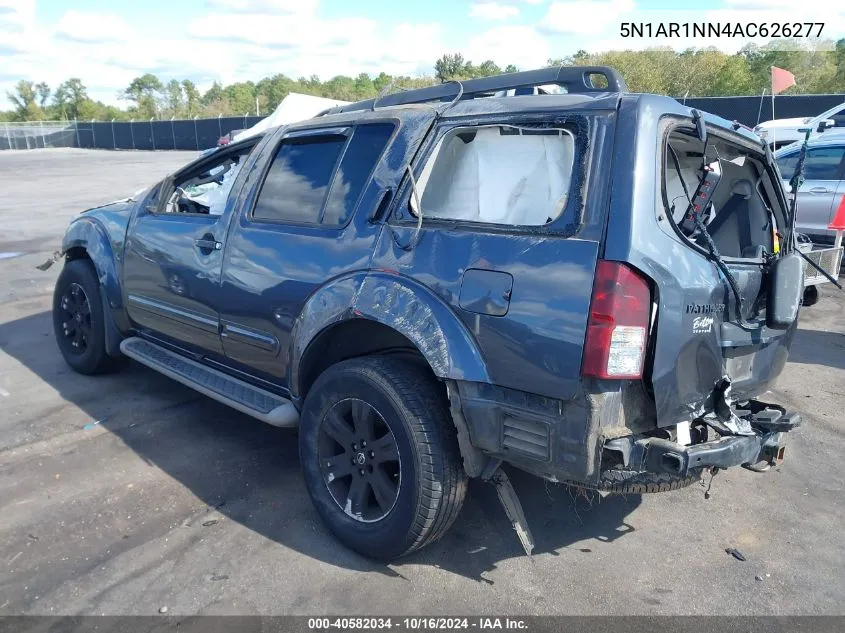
[318,398,401,523]
[58,282,92,355]
[52,258,127,375]
[298,357,467,560]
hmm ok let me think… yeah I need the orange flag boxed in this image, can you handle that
[771,66,795,95]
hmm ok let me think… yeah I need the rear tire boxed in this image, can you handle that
[299,357,467,560]
[52,259,126,375]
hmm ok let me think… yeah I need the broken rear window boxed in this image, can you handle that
[413,125,576,226]
[663,129,784,260]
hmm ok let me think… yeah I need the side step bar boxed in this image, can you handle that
[120,337,299,428]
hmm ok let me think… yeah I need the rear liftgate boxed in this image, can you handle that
[637,114,805,487]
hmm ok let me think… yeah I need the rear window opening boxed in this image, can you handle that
[412,124,576,226]
[664,128,785,260]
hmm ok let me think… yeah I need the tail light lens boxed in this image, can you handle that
[581,260,651,379]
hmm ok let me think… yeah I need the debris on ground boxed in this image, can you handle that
[202,519,218,527]
[755,575,763,581]
[35,251,62,271]
[158,606,168,614]
[211,573,229,581]
[82,418,107,430]
[725,547,746,561]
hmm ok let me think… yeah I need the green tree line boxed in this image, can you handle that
[3,39,844,123]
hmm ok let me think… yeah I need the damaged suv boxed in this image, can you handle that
[52,66,804,560]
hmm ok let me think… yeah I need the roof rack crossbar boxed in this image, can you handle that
[317,66,627,116]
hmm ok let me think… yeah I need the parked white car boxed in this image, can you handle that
[755,102,845,149]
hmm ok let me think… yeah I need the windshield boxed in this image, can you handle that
[812,102,845,123]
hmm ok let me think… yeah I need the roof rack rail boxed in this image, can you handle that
[317,65,627,116]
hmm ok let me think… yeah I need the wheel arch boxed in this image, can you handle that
[60,218,128,355]
[289,271,491,402]
[62,218,122,314]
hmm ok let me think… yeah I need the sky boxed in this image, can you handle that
[1,0,843,107]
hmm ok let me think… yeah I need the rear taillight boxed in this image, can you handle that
[581,260,651,379]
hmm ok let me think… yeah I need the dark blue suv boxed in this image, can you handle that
[52,67,804,560]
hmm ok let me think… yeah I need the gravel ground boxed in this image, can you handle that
[0,149,843,616]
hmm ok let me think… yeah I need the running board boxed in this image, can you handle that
[119,337,299,428]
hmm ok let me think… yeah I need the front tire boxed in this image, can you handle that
[299,357,467,560]
[52,259,126,375]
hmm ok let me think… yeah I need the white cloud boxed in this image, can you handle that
[2,0,841,113]
[205,0,318,13]
[469,2,520,20]
[0,0,35,28]
[541,0,636,36]
[0,1,446,106]
[54,11,134,43]
[187,11,376,48]
[721,0,829,8]
[465,25,552,69]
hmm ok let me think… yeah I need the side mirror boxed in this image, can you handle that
[767,252,804,329]
[816,119,835,133]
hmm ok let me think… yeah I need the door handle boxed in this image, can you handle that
[808,187,832,194]
[195,238,222,251]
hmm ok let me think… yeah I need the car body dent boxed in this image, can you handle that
[289,270,491,399]
[605,95,795,428]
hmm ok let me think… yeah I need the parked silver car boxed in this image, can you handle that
[775,131,845,242]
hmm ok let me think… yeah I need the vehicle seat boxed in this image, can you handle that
[707,178,768,258]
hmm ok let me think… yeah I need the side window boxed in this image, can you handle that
[802,147,845,180]
[412,125,576,226]
[251,123,394,226]
[323,123,395,225]
[775,152,799,181]
[252,136,345,223]
[163,144,255,216]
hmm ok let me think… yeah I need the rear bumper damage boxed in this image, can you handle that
[605,402,802,478]
[451,379,802,487]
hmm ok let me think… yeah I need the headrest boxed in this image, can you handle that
[731,179,753,199]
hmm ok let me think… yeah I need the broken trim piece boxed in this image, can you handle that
[490,468,534,557]
[445,380,487,478]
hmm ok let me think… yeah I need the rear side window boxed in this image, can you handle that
[323,123,394,225]
[778,147,845,181]
[413,125,576,226]
[252,136,345,224]
[252,123,394,226]
[775,152,799,181]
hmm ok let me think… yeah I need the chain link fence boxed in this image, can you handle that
[0,121,79,150]
[0,115,264,151]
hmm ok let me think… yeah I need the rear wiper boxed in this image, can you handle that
[668,146,755,328]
